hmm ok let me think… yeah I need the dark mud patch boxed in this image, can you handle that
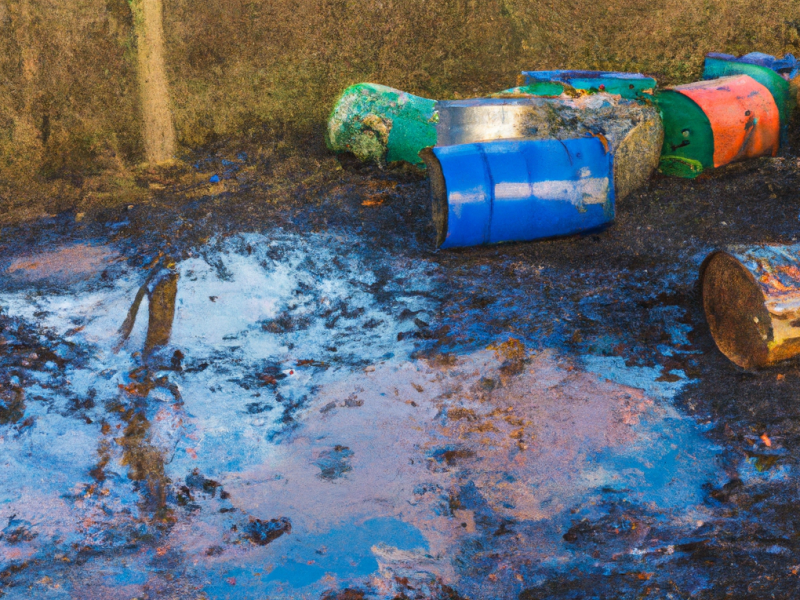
[0,517,37,545]
[315,445,355,481]
[243,516,292,546]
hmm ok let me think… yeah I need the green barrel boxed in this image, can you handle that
[652,90,715,178]
[326,83,437,166]
[326,82,567,166]
[518,71,657,100]
[703,57,795,142]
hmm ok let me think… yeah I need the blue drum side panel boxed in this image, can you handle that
[433,137,614,249]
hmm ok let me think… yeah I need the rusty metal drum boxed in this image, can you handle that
[701,244,800,369]
[434,95,662,201]
[654,75,780,178]
[518,70,657,100]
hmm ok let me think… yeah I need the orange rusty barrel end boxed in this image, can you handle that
[701,251,771,369]
[676,75,780,169]
[701,245,800,369]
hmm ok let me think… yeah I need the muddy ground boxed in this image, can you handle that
[2,134,800,599]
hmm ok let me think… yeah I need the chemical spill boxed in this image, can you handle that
[2,150,800,597]
[0,229,722,599]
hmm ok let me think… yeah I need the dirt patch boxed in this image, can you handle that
[5,244,119,284]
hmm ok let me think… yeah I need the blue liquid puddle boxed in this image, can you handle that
[581,355,723,509]
[201,517,428,599]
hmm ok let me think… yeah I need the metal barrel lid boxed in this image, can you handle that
[701,244,800,369]
[652,90,715,178]
[421,137,614,249]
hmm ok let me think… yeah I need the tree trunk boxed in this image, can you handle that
[9,0,43,175]
[130,0,176,164]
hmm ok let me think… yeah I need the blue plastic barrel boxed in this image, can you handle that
[421,137,614,249]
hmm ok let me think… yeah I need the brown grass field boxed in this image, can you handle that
[1,0,799,217]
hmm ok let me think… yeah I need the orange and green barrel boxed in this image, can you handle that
[653,75,780,178]
[702,55,796,144]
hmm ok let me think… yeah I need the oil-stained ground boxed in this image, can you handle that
[2,138,800,599]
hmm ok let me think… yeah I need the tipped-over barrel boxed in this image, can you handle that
[326,83,663,190]
[518,71,657,99]
[701,244,800,369]
[655,75,780,178]
[326,83,437,165]
[435,95,662,201]
[420,137,614,249]
[705,52,798,79]
[703,56,796,144]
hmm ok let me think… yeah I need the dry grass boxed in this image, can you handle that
[0,0,798,195]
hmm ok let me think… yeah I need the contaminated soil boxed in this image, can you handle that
[2,130,800,599]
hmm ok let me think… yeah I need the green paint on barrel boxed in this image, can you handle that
[703,58,795,140]
[657,156,705,179]
[652,90,714,178]
[569,77,654,99]
[326,83,437,166]
[519,71,657,100]
[327,82,568,166]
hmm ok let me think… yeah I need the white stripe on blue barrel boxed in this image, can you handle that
[431,137,614,248]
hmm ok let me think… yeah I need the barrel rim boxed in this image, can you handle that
[700,249,772,369]
[418,147,448,248]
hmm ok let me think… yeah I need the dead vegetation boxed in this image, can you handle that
[0,0,799,220]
